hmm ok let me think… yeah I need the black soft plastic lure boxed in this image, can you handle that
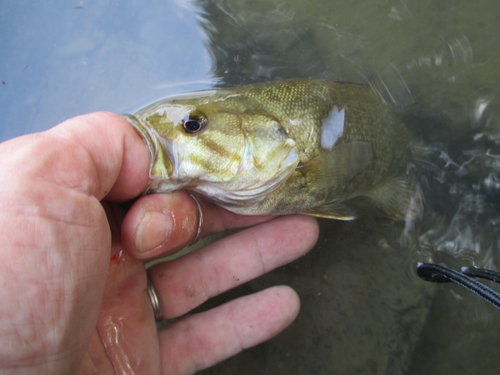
[417,263,500,309]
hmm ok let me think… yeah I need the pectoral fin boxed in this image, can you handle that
[304,141,373,188]
[365,177,423,220]
[302,202,357,220]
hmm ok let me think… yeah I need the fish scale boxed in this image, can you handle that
[124,78,421,220]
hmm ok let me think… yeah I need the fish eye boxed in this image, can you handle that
[182,116,206,134]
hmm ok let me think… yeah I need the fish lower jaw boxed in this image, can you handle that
[148,178,191,193]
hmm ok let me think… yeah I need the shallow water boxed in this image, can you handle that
[2,0,500,373]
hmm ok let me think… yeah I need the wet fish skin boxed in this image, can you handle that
[124,79,419,220]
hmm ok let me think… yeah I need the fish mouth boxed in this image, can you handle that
[122,114,157,163]
[123,114,186,192]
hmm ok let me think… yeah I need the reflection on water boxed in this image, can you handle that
[0,0,214,140]
[415,145,500,269]
[2,0,500,373]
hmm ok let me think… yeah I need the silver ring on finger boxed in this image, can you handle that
[189,194,204,244]
[147,271,163,322]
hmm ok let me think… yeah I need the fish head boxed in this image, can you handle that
[124,91,299,207]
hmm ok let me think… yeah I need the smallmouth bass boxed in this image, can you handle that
[124,79,421,220]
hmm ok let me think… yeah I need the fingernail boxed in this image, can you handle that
[136,211,173,253]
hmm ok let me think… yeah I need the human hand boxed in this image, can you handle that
[0,113,319,374]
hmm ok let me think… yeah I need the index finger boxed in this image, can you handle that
[121,191,275,259]
[47,112,151,201]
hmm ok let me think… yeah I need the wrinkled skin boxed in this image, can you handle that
[0,112,319,374]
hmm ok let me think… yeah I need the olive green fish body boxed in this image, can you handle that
[124,79,420,220]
